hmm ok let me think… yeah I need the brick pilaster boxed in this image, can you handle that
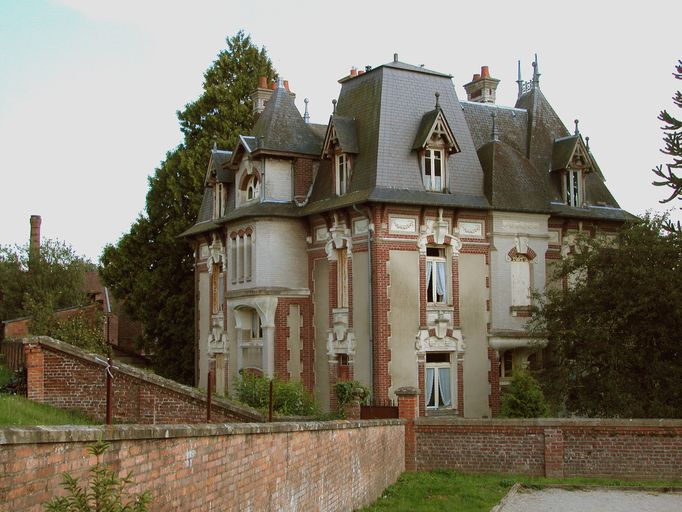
[396,386,419,471]
[544,428,565,477]
[488,347,500,417]
[24,342,44,402]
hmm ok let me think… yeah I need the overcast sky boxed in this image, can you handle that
[1,0,679,261]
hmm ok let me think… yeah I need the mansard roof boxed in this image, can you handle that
[307,59,487,210]
[251,85,322,156]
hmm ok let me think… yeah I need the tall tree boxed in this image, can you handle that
[100,32,276,384]
[0,240,91,322]
[530,215,682,418]
[653,59,682,231]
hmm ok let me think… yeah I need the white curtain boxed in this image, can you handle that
[438,367,451,407]
[425,367,435,407]
[426,260,433,297]
[436,261,446,301]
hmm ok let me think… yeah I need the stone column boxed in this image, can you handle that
[396,386,419,471]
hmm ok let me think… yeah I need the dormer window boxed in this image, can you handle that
[336,153,350,196]
[565,170,582,207]
[238,167,261,205]
[213,183,225,218]
[423,148,444,192]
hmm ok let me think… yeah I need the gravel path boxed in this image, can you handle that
[499,487,682,512]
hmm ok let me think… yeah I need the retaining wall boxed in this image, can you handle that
[0,420,404,512]
[22,337,262,423]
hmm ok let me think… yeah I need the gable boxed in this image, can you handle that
[412,108,460,153]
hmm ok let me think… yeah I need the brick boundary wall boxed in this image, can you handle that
[0,420,405,512]
[409,417,682,480]
[20,337,263,424]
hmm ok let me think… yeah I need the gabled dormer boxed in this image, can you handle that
[322,116,359,196]
[412,94,461,192]
[551,127,594,207]
[204,148,233,219]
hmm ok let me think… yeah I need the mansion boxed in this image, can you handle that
[181,55,630,417]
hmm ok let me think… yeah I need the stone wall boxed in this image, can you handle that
[0,420,405,512]
[22,337,262,424]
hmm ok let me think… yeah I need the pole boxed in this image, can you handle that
[207,370,213,422]
[268,379,274,422]
[105,356,113,425]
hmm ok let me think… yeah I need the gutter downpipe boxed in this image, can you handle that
[352,203,374,394]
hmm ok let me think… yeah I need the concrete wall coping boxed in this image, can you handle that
[22,336,264,421]
[0,419,405,446]
[415,417,682,428]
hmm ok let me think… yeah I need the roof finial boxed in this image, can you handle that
[332,98,337,115]
[585,136,590,151]
[212,139,217,150]
[574,119,580,135]
[304,98,310,124]
[394,53,399,63]
[435,91,440,109]
[491,112,499,142]
[532,53,541,88]
[516,60,524,99]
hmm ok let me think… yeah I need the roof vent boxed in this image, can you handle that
[394,53,399,62]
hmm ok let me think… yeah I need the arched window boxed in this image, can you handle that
[246,175,260,201]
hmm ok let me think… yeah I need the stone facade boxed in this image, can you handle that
[182,56,629,417]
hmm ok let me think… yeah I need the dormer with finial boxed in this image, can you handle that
[464,66,500,104]
[551,118,595,207]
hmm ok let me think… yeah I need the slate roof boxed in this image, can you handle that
[324,115,359,154]
[183,59,632,238]
[252,86,322,156]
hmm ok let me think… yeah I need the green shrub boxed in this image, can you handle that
[335,380,371,409]
[235,374,318,416]
[501,369,548,418]
[44,438,151,511]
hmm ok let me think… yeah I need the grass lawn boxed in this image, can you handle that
[359,470,682,512]
[0,362,95,426]
[0,394,95,426]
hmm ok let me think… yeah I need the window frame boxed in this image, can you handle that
[426,247,448,304]
[335,153,350,196]
[565,169,581,207]
[423,148,446,192]
[425,353,454,410]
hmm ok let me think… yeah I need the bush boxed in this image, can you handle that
[44,438,152,511]
[335,380,371,408]
[501,369,548,418]
[235,374,318,416]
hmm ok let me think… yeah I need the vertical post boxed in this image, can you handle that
[207,369,213,422]
[268,379,274,422]
[396,386,420,471]
[106,356,113,425]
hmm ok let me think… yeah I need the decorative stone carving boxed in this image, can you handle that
[207,314,228,354]
[414,327,465,353]
[207,236,226,271]
[389,216,417,234]
[417,215,462,255]
[325,222,352,260]
[458,220,484,238]
[326,307,356,359]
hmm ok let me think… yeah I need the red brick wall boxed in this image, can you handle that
[23,338,261,424]
[0,420,404,512]
[412,417,682,479]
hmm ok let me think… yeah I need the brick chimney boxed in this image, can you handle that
[250,76,274,114]
[29,215,41,271]
[463,66,501,104]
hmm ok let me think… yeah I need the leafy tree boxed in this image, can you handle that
[530,215,682,417]
[653,59,682,231]
[100,32,276,384]
[44,438,152,511]
[500,370,548,418]
[0,240,91,322]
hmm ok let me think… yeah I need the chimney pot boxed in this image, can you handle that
[270,81,276,90]
[473,73,481,81]
[258,76,267,89]
[350,67,357,76]
[481,66,490,78]
[283,80,290,91]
